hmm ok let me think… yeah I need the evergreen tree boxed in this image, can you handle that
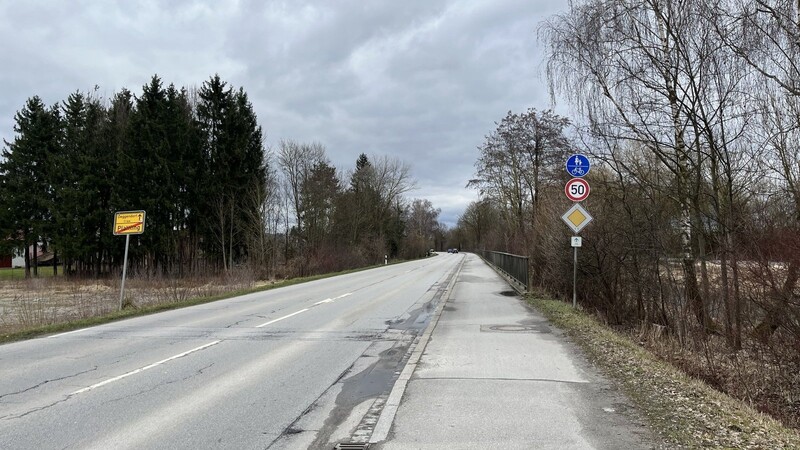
[196,75,266,270]
[163,84,202,274]
[0,96,61,277]
[105,89,134,270]
[54,91,112,275]
[120,75,176,272]
[55,91,89,267]
[196,75,235,269]
[0,77,269,278]
[300,161,339,251]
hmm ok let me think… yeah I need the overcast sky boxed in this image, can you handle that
[0,0,569,226]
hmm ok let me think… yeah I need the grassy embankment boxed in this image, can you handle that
[528,296,800,449]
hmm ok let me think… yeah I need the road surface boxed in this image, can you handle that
[0,255,463,449]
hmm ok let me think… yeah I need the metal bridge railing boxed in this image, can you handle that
[480,250,529,291]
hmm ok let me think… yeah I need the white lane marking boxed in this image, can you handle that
[255,308,310,328]
[311,292,351,306]
[71,340,221,395]
[255,293,350,327]
[48,328,90,338]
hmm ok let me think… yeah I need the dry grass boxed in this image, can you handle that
[0,263,389,343]
[529,296,800,449]
[0,269,260,335]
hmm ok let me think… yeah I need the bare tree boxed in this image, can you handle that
[277,140,326,234]
[542,0,721,331]
[370,154,416,221]
[458,199,499,251]
[405,198,441,257]
[711,0,800,343]
[242,154,282,278]
[469,109,571,257]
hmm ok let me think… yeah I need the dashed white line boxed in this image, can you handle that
[48,328,90,338]
[313,293,351,306]
[255,293,351,327]
[255,308,310,328]
[71,340,221,395]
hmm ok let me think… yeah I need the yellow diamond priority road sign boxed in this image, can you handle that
[561,203,592,234]
[113,210,146,235]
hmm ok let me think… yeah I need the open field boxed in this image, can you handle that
[0,264,395,343]
[0,273,252,336]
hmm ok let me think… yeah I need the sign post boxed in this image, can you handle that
[563,154,592,308]
[113,210,146,311]
[562,205,592,309]
[573,242,578,308]
[571,237,582,307]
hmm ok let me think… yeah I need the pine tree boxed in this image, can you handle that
[53,91,112,275]
[105,89,134,270]
[0,96,62,277]
[120,75,175,273]
[300,161,339,251]
[163,85,202,275]
[196,75,235,269]
[196,75,266,270]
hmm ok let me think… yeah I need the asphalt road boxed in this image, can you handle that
[0,254,464,450]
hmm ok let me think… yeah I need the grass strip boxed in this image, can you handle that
[0,263,391,345]
[0,266,63,279]
[528,296,800,449]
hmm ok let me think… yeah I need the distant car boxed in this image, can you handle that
[447,249,453,253]
[453,248,459,253]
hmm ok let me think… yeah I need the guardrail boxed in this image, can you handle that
[479,250,529,291]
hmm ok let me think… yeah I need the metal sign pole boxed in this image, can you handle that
[564,154,591,309]
[573,246,578,308]
[119,234,130,311]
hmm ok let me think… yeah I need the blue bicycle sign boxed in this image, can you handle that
[566,154,591,178]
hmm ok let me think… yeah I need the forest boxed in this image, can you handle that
[455,0,800,428]
[0,75,445,280]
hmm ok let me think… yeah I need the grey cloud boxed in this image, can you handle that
[0,0,568,226]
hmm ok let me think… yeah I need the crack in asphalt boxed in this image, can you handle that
[0,366,98,401]
[2,363,217,420]
[0,396,74,420]
[100,363,216,406]
[225,318,252,328]
[264,360,358,450]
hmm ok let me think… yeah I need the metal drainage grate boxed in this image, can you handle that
[334,443,370,450]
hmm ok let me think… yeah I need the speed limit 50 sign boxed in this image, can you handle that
[565,178,590,202]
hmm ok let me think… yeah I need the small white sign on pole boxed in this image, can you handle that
[571,236,582,247]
